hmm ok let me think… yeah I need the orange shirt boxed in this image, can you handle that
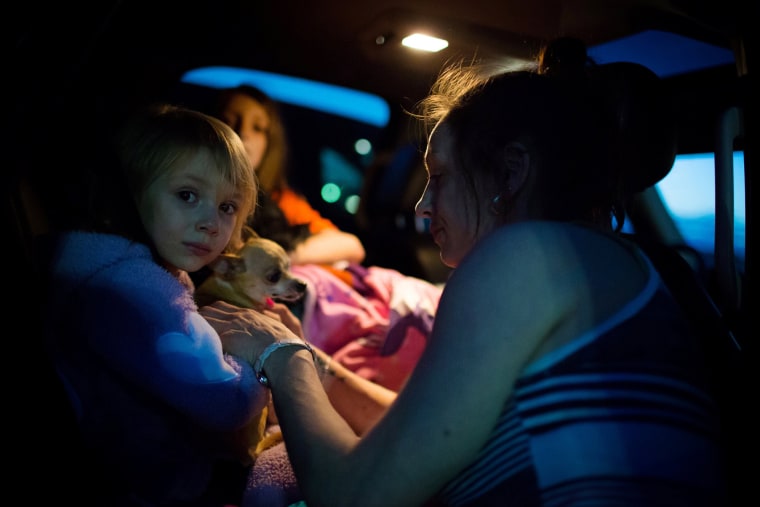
[273,187,337,234]
[273,187,354,285]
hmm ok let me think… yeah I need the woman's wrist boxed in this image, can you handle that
[254,339,315,387]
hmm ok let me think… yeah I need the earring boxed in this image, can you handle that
[489,185,512,215]
[489,195,503,215]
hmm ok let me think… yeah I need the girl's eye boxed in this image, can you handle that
[178,190,197,203]
[220,202,238,215]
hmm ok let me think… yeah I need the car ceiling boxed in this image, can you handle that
[12,0,747,116]
[7,0,754,312]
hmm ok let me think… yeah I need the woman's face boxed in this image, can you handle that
[416,122,497,268]
[219,93,270,171]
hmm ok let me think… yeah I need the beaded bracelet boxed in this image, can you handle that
[314,352,334,379]
[254,339,315,387]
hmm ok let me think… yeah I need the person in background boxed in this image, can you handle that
[202,39,727,506]
[44,103,270,506]
[215,84,365,267]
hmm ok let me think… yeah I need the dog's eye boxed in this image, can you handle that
[267,271,282,283]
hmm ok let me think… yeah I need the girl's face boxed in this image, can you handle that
[416,122,499,268]
[219,93,270,170]
[138,148,244,275]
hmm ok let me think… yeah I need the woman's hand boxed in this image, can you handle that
[264,302,305,339]
[199,300,300,364]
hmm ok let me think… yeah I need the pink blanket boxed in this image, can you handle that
[242,265,442,506]
[293,264,442,391]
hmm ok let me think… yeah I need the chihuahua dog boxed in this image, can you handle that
[195,227,307,463]
[195,227,308,311]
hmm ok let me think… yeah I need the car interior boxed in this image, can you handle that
[9,0,755,503]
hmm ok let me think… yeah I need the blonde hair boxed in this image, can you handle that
[116,103,258,250]
[414,59,530,138]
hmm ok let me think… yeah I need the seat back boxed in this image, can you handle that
[600,61,749,505]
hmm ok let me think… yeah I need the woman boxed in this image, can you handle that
[216,84,366,266]
[204,41,726,506]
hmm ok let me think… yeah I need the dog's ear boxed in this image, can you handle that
[241,225,260,242]
[207,253,247,280]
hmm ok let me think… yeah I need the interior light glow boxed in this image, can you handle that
[354,138,372,155]
[401,33,449,52]
[321,183,342,203]
[344,195,360,214]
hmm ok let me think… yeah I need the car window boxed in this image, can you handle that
[588,29,735,77]
[180,67,391,127]
[656,151,745,263]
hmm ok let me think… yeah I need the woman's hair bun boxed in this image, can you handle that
[537,36,590,77]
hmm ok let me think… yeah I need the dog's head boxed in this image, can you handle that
[203,230,307,309]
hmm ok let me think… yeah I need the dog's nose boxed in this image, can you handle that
[296,280,307,292]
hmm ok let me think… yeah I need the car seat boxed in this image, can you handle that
[598,60,749,506]
[2,172,115,502]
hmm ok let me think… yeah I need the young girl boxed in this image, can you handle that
[215,85,366,266]
[44,104,278,505]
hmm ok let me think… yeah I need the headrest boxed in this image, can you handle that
[594,62,678,194]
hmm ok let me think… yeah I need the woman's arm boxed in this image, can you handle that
[202,279,510,506]
[313,346,396,435]
[275,188,366,265]
[201,301,395,435]
[289,228,366,265]
[252,224,581,507]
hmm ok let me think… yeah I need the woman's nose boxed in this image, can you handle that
[415,188,432,218]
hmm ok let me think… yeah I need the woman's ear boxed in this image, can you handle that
[504,141,530,193]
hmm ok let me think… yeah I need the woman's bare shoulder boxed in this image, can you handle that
[471,221,639,270]
[434,220,647,370]
[444,221,647,334]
